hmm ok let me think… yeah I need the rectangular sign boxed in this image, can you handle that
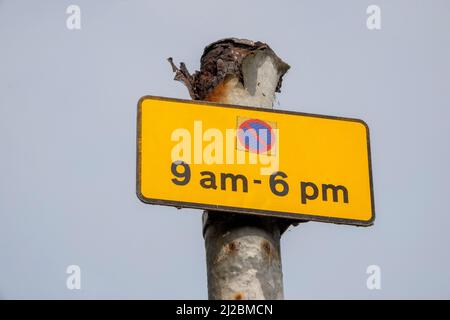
[137,96,375,226]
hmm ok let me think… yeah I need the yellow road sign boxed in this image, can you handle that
[137,96,375,226]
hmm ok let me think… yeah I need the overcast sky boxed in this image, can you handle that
[1,0,449,299]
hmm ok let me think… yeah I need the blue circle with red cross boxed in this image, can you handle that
[238,119,275,153]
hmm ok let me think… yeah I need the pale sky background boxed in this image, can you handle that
[1,0,449,299]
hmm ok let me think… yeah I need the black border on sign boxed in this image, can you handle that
[136,95,375,227]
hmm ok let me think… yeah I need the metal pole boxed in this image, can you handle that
[169,38,293,300]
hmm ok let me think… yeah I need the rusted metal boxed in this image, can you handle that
[234,292,244,300]
[168,38,289,101]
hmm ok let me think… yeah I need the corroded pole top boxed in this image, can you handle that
[168,38,290,104]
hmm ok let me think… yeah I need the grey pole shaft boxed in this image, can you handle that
[203,212,285,300]
[169,38,293,300]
